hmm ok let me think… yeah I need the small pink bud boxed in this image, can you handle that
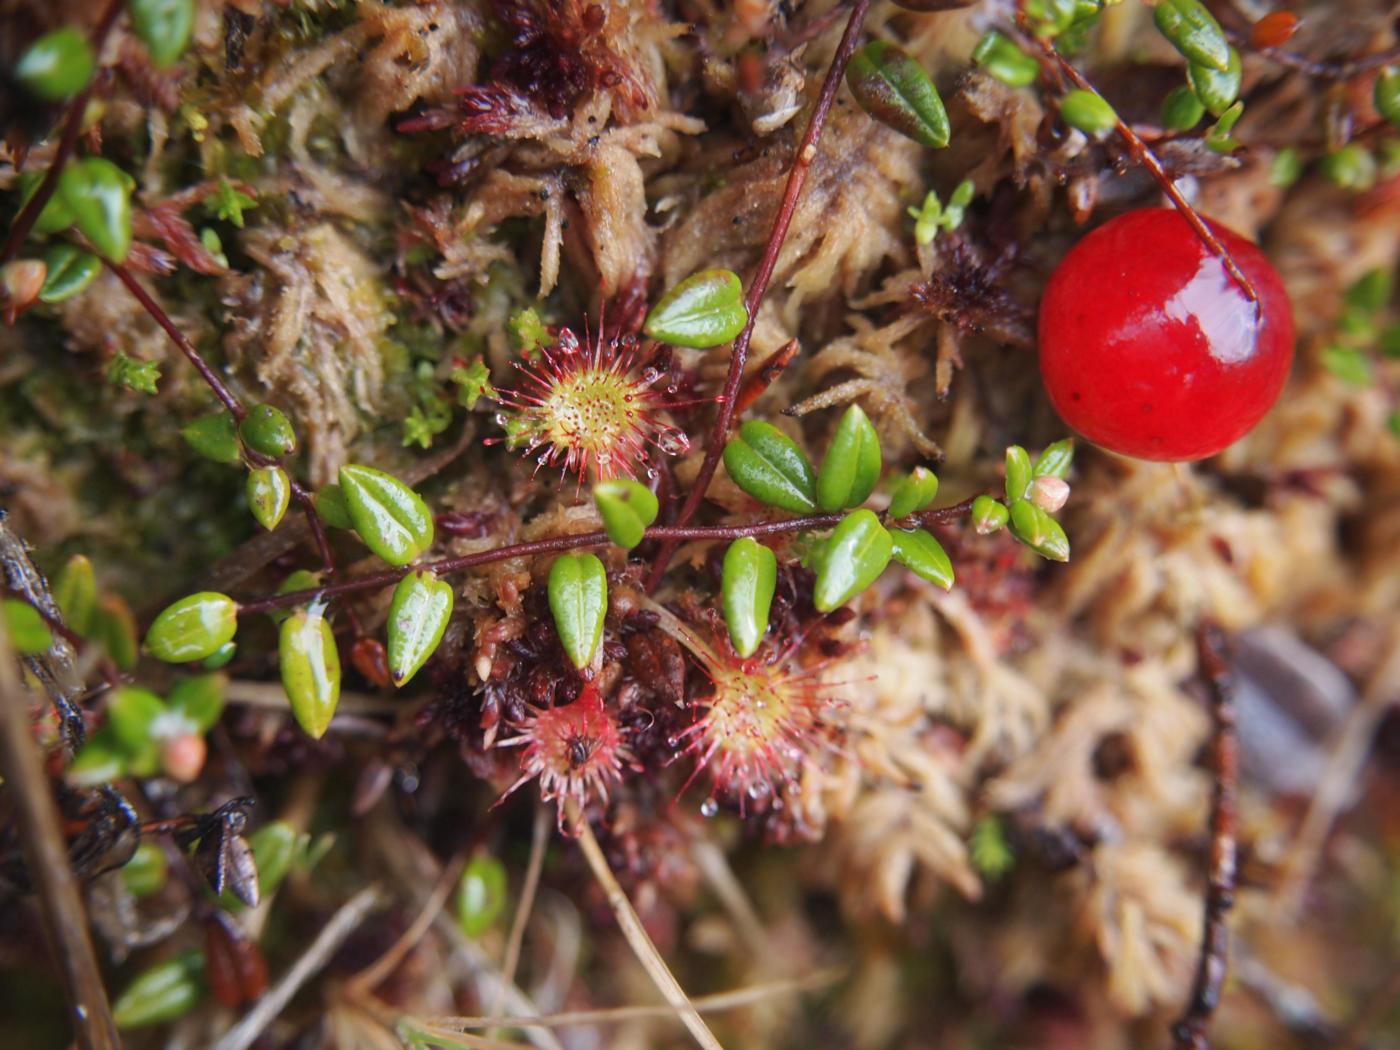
[1,259,47,311]
[1030,476,1070,513]
[160,733,207,783]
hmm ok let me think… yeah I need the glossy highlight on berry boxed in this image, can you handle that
[1038,208,1295,461]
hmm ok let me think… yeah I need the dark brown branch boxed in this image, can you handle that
[644,0,873,592]
[1173,621,1240,1050]
[0,627,121,1050]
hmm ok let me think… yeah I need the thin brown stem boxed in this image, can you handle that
[644,0,873,592]
[1172,621,1239,1050]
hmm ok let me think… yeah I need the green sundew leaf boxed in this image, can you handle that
[722,537,778,659]
[1009,499,1071,561]
[387,571,454,687]
[889,528,954,590]
[643,269,748,349]
[68,727,127,786]
[279,606,341,739]
[1187,46,1242,117]
[969,815,1014,880]
[15,27,95,101]
[3,599,52,654]
[57,157,133,263]
[1375,67,1400,130]
[129,0,196,68]
[1153,0,1230,72]
[1321,345,1373,386]
[113,950,206,1029]
[205,178,256,228]
[167,674,226,733]
[1161,84,1206,131]
[971,494,1010,535]
[1059,89,1117,138]
[1005,445,1033,501]
[181,411,241,465]
[971,30,1039,88]
[145,592,238,664]
[846,41,950,148]
[107,352,161,395]
[887,466,940,519]
[813,509,893,612]
[722,420,818,513]
[239,403,297,458]
[1346,268,1393,313]
[1033,438,1075,479]
[54,554,97,637]
[38,243,100,303]
[93,593,139,671]
[816,404,882,511]
[314,483,353,529]
[121,842,169,898]
[269,569,323,625]
[547,553,608,669]
[456,854,509,938]
[593,478,659,550]
[1270,146,1302,188]
[108,687,167,754]
[339,464,435,567]
[247,465,291,531]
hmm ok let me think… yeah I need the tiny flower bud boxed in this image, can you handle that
[1,259,47,311]
[971,494,1010,535]
[1031,475,1071,513]
[160,733,207,783]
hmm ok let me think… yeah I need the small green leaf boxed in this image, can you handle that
[167,674,226,732]
[68,727,127,786]
[1375,67,1400,130]
[456,854,509,938]
[129,0,195,69]
[1161,84,1205,131]
[1187,47,1242,117]
[122,842,169,898]
[3,599,52,654]
[816,404,882,511]
[279,606,341,739]
[593,479,659,550]
[387,570,454,686]
[246,465,291,531]
[1346,268,1393,313]
[813,509,893,612]
[269,569,323,625]
[108,687,166,754]
[113,951,205,1029]
[971,494,1010,535]
[1321,144,1378,192]
[1205,100,1245,153]
[315,483,353,529]
[1153,0,1230,72]
[450,356,495,408]
[1033,438,1075,478]
[722,420,818,513]
[339,464,435,566]
[969,815,1014,880]
[14,27,95,101]
[547,553,608,669]
[643,269,748,348]
[847,41,950,149]
[57,157,133,263]
[1270,146,1302,188]
[201,642,236,669]
[508,307,551,354]
[18,171,74,236]
[1009,499,1071,561]
[1321,345,1373,386]
[107,352,161,395]
[38,243,100,303]
[971,31,1039,88]
[887,466,939,519]
[1005,445,1033,501]
[54,554,97,637]
[205,179,256,228]
[145,592,238,664]
[889,528,954,590]
[181,411,241,465]
[1060,89,1117,138]
[93,594,139,670]
[722,537,777,659]
[239,403,297,458]
[241,822,306,900]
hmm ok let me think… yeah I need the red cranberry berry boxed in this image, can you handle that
[1038,208,1295,461]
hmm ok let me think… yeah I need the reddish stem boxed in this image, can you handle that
[644,0,873,593]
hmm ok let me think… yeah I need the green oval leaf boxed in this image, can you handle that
[38,243,100,303]
[315,483,353,529]
[643,269,749,348]
[814,509,893,612]
[593,478,659,550]
[721,537,777,658]
[122,842,169,898]
[887,466,939,519]
[181,411,242,465]
[1377,67,1400,130]
[387,570,454,686]
[201,642,236,669]
[113,950,205,1029]
[457,854,509,938]
[145,592,238,663]
[18,171,74,235]
[890,528,954,590]
[971,30,1039,88]
[1005,445,1032,501]
[109,687,166,754]
[339,464,435,567]
[1161,84,1206,131]
[239,403,297,458]
[547,553,608,669]
[269,569,323,625]
[1060,89,1117,138]
[167,673,226,733]
[94,593,139,670]
[722,420,817,513]
[129,0,196,69]
[279,606,341,739]
[1033,438,1075,478]
[3,599,52,654]
[816,404,882,511]
[1009,499,1071,561]
[15,27,95,101]
[1187,46,1242,117]
[1154,0,1230,72]
[68,727,127,786]
[847,41,950,148]
[247,465,291,531]
[57,157,133,264]
[242,822,305,900]
[971,494,1009,535]
[54,554,97,637]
